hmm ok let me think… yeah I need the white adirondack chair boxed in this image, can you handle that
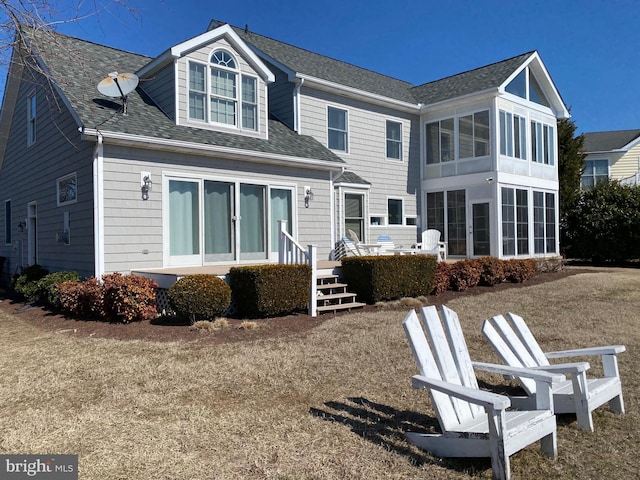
[482,313,625,432]
[346,229,380,255]
[403,305,560,480]
[416,229,446,260]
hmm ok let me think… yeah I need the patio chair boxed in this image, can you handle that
[482,312,625,432]
[375,234,398,254]
[403,305,560,480]
[416,229,446,261]
[341,235,361,257]
[346,229,380,255]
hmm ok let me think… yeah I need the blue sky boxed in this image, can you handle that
[41,0,640,134]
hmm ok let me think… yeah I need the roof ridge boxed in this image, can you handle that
[223,22,414,87]
[411,50,535,90]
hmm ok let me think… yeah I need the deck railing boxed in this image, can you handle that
[277,220,318,317]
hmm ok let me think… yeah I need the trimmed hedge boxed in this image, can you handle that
[449,259,481,292]
[168,274,231,322]
[102,273,159,323]
[12,264,49,300]
[229,264,311,318]
[341,255,437,303]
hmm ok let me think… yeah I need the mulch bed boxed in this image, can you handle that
[0,269,586,345]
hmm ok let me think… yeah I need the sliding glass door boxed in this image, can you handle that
[169,178,292,265]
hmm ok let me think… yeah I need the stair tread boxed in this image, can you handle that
[317,292,357,300]
[317,302,366,313]
[317,282,348,290]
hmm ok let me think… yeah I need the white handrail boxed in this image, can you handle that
[277,220,318,317]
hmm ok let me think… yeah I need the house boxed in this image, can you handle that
[582,129,640,188]
[0,21,568,285]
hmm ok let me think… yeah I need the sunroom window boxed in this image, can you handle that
[499,111,527,159]
[505,67,550,107]
[530,121,555,165]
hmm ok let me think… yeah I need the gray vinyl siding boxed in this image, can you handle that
[175,38,269,139]
[264,62,295,130]
[100,144,333,273]
[0,67,95,281]
[299,87,421,246]
[140,63,176,119]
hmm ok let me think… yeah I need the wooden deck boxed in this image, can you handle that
[132,260,341,289]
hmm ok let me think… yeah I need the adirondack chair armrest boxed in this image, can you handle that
[545,345,625,359]
[530,362,590,374]
[411,375,510,411]
[472,361,564,384]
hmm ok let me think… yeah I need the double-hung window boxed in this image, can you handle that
[241,75,257,130]
[328,107,348,151]
[27,92,36,146]
[581,159,609,189]
[188,50,258,131]
[386,120,402,160]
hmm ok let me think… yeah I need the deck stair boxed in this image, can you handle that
[316,273,365,314]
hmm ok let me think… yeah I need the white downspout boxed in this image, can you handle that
[93,132,105,278]
[293,78,305,133]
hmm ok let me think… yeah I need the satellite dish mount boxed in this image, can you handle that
[97,71,139,115]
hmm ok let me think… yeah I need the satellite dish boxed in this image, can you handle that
[97,72,139,114]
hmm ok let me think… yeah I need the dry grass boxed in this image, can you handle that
[1,266,639,479]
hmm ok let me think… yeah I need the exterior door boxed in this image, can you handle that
[344,193,365,241]
[204,181,235,262]
[471,202,490,256]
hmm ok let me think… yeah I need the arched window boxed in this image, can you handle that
[188,49,258,130]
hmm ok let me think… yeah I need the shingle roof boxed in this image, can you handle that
[226,20,535,107]
[333,170,370,185]
[229,25,418,104]
[27,28,345,165]
[583,129,640,153]
[410,52,534,105]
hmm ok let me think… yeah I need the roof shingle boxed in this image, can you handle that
[583,130,640,153]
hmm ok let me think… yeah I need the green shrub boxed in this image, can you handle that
[168,274,231,322]
[477,256,505,286]
[102,273,158,323]
[563,181,640,262]
[342,255,436,303]
[57,277,105,318]
[431,261,451,295]
[504,259,538,283]
[449,259,481,292]
[229,264,311,318]
[12,264,49,300]
[36,271,80,309]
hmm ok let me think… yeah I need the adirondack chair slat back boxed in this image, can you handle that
[403,307,483,432]
[421,229,441,249]
[403,310,457,432]
[425,306,483,421]
[482,314,550,395]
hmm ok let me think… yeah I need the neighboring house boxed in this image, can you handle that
[0,21,568,283]
[582,129,640,188]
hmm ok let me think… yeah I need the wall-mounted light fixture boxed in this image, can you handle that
[141,172,152,200]
[17,221,26,232]
[486,177,494,184]
[304,186,313,208]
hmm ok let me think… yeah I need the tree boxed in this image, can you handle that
[557,115,586,217]
[0,1,138,96]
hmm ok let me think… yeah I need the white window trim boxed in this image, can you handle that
[385,119,403,161]
[27,90,36,147]
[387,197,404,226]
[57,172,78,207]
[240,73,259,131]
[370,214,386,227]
[327,105,349,153]
[581,158,610,188]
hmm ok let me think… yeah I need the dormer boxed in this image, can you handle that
[137,23,275,139]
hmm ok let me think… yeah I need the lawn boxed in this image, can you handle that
[0,267,638,479]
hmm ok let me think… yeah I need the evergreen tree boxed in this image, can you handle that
[557,116,586,216]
